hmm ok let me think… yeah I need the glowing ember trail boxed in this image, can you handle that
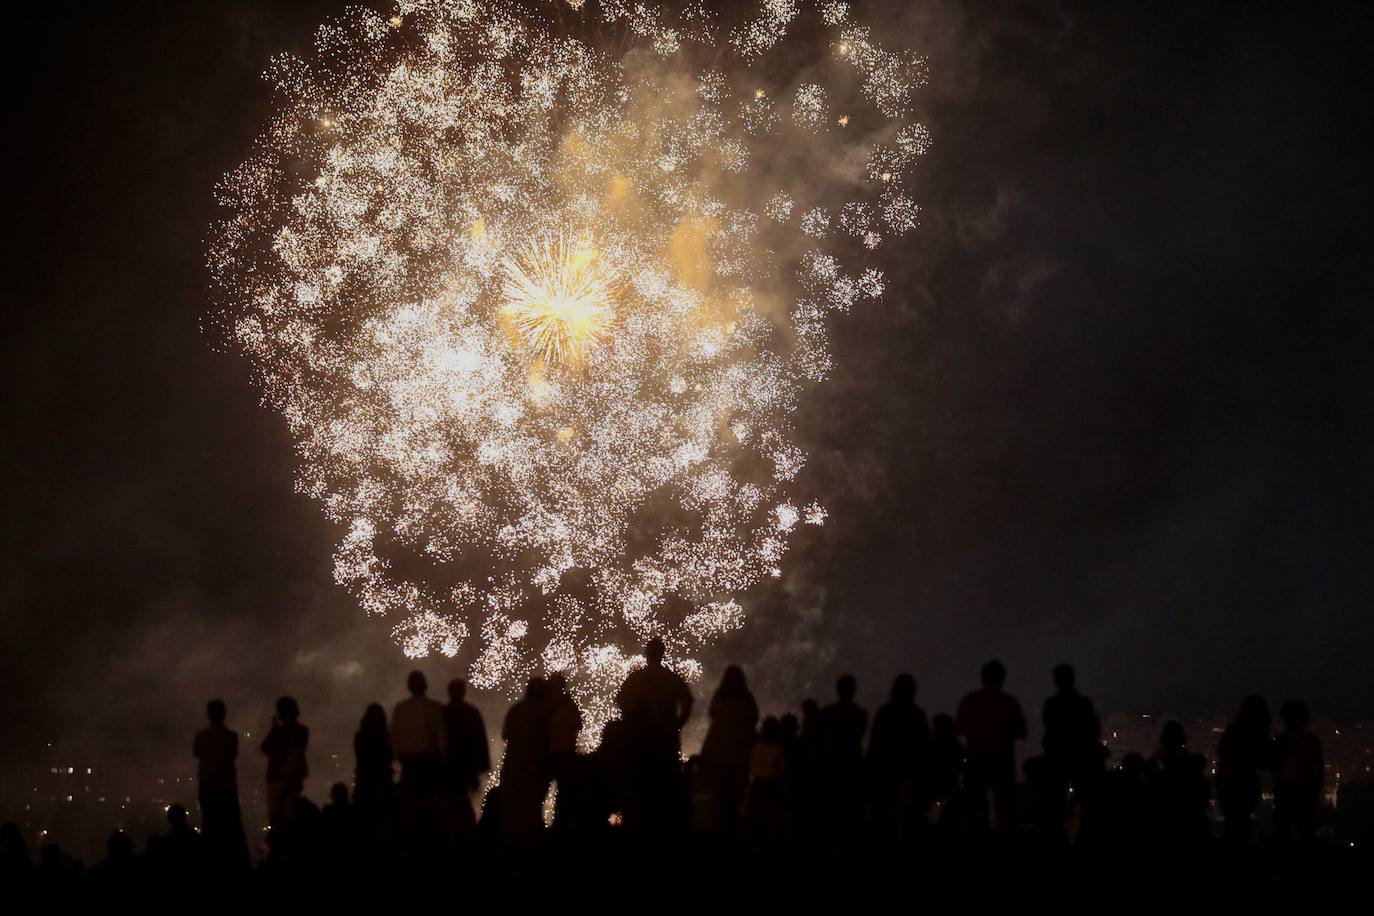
[209,0,928,740]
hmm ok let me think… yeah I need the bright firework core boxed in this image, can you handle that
[501,234,616,371]
[210,0,926,741]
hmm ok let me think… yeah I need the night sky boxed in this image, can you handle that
[3,1,1372,775]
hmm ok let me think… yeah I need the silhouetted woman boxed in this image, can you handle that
[1216,695,1273,844]
[353,703,395,839]
[700,665,759,833]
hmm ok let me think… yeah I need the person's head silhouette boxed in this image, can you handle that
[1237,694,1271,733]
[206,699,227,724]
[719,665,748,696]
[645,637,666,666]
[275,696,300,723]
[360,702,386,733]
[890,673,916,703]
[106,830,134,859]
[407,670,428,696]
[1160,720,1186,752]
[447,678,466,703]
[980,659,1007,690]
[167,804,189,828]
[547,671,568,693]
[836,673,857,702]
[1279,699,1309,732]
[1053,663,1075,693]
[330,782,349,806]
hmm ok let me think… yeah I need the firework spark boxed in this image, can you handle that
[501,234,616,370]
[209,0,927,740]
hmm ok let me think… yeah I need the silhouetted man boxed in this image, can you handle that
[193,699,247,866]
[817,673,868,838]
[956,660,1026,834]
[500,677,552,844]
[261,695,309,855]
[1041,663,1103,836]
[392,670,446,838]
[867,673,930,841]
[1216,694,1272,845]
[614,637,693,832]
[444,678,490,832]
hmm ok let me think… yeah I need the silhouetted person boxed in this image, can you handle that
[322,782,360,859]
[290,794,325,866]
[90,830,138,891]
[1273,700,1323,843]
[261,695,309,854]
[1216,694,1273,845]
[193,698,247,867]
[392,670,446,841]
[444,678,490,834]
[545,672,583,835]
[1103,752,1148,848]
[500,677,551,844]
[1040,664,1103,841]
[1145,720,1211,849]
[743,716,788,840]
[0,821,30,881]
[614,637,694,833]
[868,673,931,841]
[816,674,868,838]
[147,803,202,875]
[956,660,1027,834]
[353,703,394,840]
[700,665,759,834]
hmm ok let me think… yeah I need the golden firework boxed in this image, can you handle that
[501,235,616,370]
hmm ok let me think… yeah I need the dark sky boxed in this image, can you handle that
[3,1,1372,773]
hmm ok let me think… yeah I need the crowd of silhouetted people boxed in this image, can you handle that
[0,641,1344,900]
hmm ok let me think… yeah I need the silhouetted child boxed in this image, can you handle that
[322,782,360,860]
[742,717,788,841]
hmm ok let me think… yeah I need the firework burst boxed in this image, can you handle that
[209,0,927,740]
[500,233,617,370]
